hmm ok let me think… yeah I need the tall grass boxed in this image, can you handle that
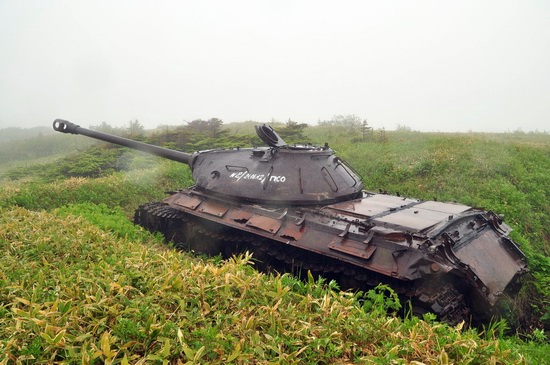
[0,160,192,215]
[0,207,528,364]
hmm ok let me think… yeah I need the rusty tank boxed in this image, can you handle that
[53,119,528,324]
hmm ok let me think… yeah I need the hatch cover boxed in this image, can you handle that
[328,237,376,260]
[279,222,307,241]
[198,201,229,217]
[246,215,282,234]
[227,209,253,223]
[173,195,202,210]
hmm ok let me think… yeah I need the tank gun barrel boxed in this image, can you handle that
[53,119,192,165]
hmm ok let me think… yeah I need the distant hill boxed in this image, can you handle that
[0,126,55,142]
[0,127,95,172]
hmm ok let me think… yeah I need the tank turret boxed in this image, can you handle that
[53,120,363,205]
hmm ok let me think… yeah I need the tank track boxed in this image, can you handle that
[134,201,470,325]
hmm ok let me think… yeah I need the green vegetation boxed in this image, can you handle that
[1,120,549,363]
[0,207,533,364]
[0,128,96,177]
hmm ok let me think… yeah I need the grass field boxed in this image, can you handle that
[1,126,549,363]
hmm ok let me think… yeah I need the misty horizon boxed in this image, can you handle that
[1,1,548,133]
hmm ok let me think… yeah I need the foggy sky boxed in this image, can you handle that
[1,0,549,132]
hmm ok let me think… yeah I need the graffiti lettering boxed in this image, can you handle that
[269,175,286,183]
[229,172,286,183]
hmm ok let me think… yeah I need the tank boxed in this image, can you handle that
[53,119,528,325]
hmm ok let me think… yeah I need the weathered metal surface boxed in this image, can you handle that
[174,195,202,210]
[245,215,283,234]
[329,194,417,217]
[328,237,377,260]
[278,222,307,241]
[454,229,526,304]
[198,200,229,217]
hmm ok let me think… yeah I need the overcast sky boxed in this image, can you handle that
[0,0,548,132]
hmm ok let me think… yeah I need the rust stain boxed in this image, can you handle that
[198,200,229,217]
[246,215,283,234]
[173,195,202,210]
[328,237,376,260]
